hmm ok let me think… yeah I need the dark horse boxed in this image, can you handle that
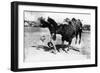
[57,23,75,51]
[70,18,83,44]
[39,17,68,53]
[47,17,83,52]
[64,18,83,44]
[57,18,83,51]
[39,17,57,41]
[47,17,68,53]
[39,17,82,53]
[39,17,57,53]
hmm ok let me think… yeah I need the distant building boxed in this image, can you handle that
[82,25,90,31]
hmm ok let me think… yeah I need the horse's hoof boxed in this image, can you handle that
[65,51,68,53]
[67,48,70,51]
[79,41,81,44]
[51,51,56,54]
[75,41,77,44]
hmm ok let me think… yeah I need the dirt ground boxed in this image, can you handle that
[24,27,91,62]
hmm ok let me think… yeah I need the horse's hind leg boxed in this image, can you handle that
[75,33,78,44]
[67,40,72,52]
[61,40,66,52]
[62,40,64,49]
[62,41,67,53]
[79,30,82,44]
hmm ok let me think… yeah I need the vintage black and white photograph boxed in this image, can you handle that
[11,2,97,71]
[24,11,91,62]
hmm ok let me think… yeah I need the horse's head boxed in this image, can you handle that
[38,17,57,41]
[46,17,58,41]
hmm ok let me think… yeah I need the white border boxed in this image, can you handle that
[18,5,95,68]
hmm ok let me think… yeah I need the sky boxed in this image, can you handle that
[24,11,91,25]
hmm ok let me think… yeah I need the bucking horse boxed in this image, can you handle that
[39,17,83,53]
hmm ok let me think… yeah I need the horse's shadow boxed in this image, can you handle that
[55,44,68,53]
[32,44,80,54]
[56,44,80,53]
